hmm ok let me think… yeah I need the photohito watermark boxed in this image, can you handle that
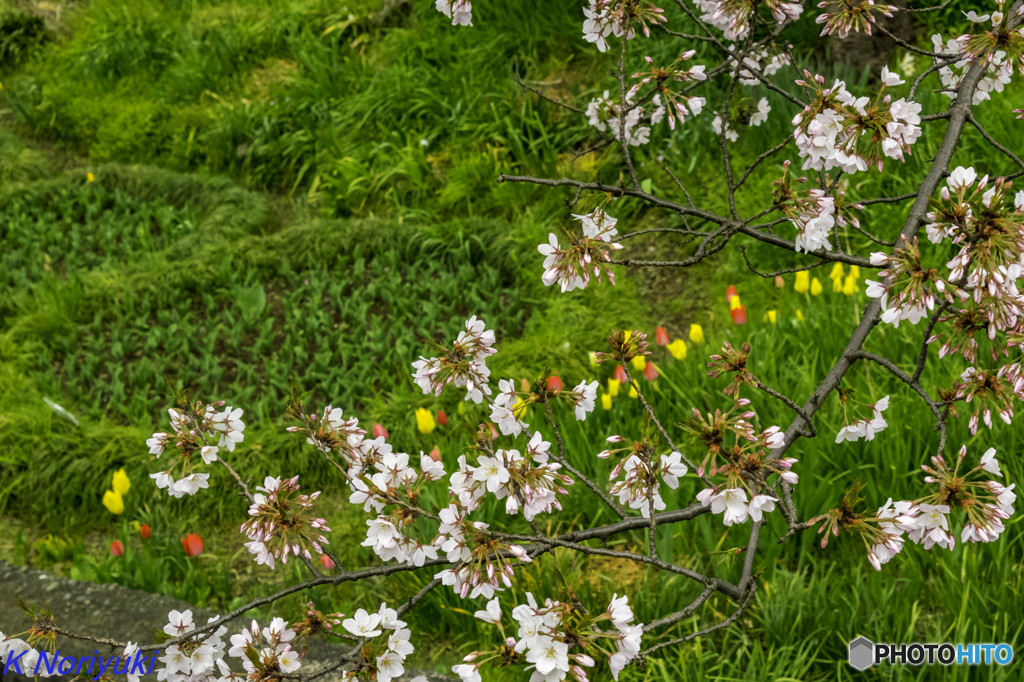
[848,637,1013,670]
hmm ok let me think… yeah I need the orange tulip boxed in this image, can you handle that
[140,524,151,540]
[546,375,564,392]
[436,410,448,426]
[372,423,389,439]
[182,533,204,557]
[726,285,738,302]
[643,361,659,381]
[110,540,125,557]
[655,326,670,346]
[731,305,747,325]
[429,446,442,461]
[320,554,335,571]
[613,365,628,383]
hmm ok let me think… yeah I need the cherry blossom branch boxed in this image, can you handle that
[540,397,628,519]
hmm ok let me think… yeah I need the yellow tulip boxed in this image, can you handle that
[623,330,632,343]
[588,351,599,366]
[628,385,638,399]
[688,324,704,344]
[608,379,621,397]
[87,172,95,183]
[513,396,528,419]
[796,309,805,321]
[601,393,612,410]
[810,277,823,296]
[415,407,435,434]
[102,490,124,515]
[849,265,861,280]
[729,294,743,311]
[667,338,687,360]
[829,262,844,281]
[794,271,810,294]
[630,356,646,371]
[843,274,858,296]
[111,468,131,496]
[765,310,778,324]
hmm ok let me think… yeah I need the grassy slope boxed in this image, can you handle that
[1,1,1023,680]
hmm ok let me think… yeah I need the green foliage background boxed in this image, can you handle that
[0,1,1022,680]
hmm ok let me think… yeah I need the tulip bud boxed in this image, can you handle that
[140,523,152,540]
[546,375,564,392]
[613,364,628,383]
[429,446,442,462]
[372,423,389,439]
[655,326,670,346]
[182,533,204,557]
[731,305,747,325]
[320,554,335,570]
[726,285,738,301]
[436,410,448,426]
[110,540,125,557]
[643,361,659,381]
[415,408,436,435]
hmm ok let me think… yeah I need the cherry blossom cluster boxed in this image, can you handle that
[225,617,301,681]
[453,593,642,682]
[582,0,666,52]
[598,436,688,517]
[537,209,623,292]
[412,315,497,403]
[586,89,666,146]
[156,609,230,682]
[814,0,896,39]
[628,51,707,130]
[731,46,791,86]
[833,392,890,443]
[693,0,802,41]
[949,365,1021,434]
[240,475,331,569]
[676,396,796,527]
[866,238,963,328]
[816,446,1016,571]
[433,502,533,599]
[340,605,425,682]
[925,167,1024,336]
[792,67,921,175]
[712,96,771,144]
[450,433,573,519]
[931,5,1024,105]
[146,401,245,498]
[772,161,861,254]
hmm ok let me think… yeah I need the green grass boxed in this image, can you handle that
[1,0,1023,680]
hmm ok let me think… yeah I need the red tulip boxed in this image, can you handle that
[643,361,659,381]
[436,410,448,426]
[110,540,125,557]
[140,523,151,540]
[731,305,747,325]
[182,533,204,557]
[655,326,670,346]
[726,285,738,302]
[546,375,564,392]
[429,446,442,462]
[320,554,335,571]
[372,423,389,439]
[613,364,628,383]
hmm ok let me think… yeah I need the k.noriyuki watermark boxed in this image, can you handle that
[0,645,159,679]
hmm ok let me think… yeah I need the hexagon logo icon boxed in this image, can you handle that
[848,636,875,671]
